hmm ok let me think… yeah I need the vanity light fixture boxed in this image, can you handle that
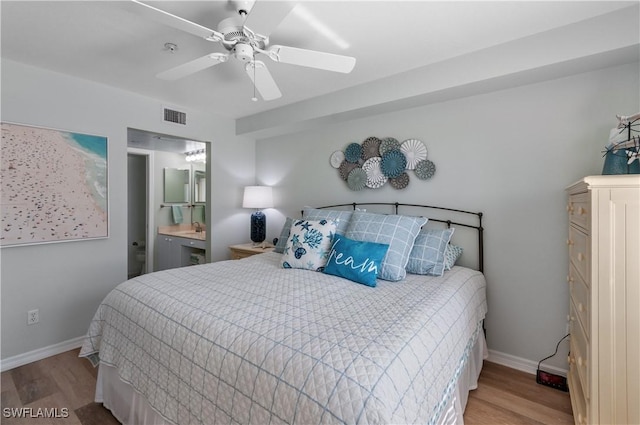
[185,149,206,163]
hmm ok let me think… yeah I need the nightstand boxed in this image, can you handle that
[229,243,275,260]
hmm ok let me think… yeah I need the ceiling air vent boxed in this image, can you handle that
[163,107,187,125]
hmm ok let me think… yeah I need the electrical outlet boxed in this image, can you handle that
[27,309,39,325]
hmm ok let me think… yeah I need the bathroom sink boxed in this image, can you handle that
[172,230,206,240]
[157,225,206,240]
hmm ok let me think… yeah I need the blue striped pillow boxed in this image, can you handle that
[274,217,293,253]
[345,211,426,281]
[303,208,352,236]
[406,228,455,276]
[444,244,463,271]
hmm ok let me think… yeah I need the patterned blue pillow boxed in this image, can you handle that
[323,235,389,287]
[444,244,463,271]
[406,228,455,276]
[282,219,337,271]
[274,217,293,254]
[345,211,427,281]
[303,208,352,236]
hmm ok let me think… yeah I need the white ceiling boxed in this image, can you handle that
[1,1,636,121]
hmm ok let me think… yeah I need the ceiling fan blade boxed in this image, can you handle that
[127,0,223,41]
[157,53,229,80]
[268,45,356,73]
[242,1,296,37]
[245,60,282,101]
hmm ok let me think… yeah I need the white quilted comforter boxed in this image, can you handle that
[80,252,487,425]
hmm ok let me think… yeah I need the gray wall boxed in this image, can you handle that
[1,56,638,373]
[255,62,640,370]
[0,59,255,360]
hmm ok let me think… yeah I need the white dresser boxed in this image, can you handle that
[566,175,640,425]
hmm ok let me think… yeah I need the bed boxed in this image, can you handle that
[80,203,487,425]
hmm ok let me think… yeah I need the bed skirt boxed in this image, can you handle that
[95,331,487,425]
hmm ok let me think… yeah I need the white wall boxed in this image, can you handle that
[0,59,255,360]
[255,62,640,371]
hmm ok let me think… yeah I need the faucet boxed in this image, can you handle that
[193,222,202,233]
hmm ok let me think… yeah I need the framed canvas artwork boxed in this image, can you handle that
[1,122,108,246]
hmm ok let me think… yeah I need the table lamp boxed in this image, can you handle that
[242,186,273,244]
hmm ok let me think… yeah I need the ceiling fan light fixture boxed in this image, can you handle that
[233,43,254,62]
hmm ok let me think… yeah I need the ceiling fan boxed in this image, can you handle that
[129,0,356,101]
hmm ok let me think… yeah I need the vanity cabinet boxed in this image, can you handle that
[157,235,206,271]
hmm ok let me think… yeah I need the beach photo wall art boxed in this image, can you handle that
[1,122,108,247]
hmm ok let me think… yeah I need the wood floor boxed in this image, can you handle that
[1,349,573,424]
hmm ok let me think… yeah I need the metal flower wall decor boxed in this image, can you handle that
[330,137,435,191]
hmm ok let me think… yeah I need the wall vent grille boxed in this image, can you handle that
[163,108,187,125]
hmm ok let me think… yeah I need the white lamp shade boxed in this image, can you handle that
[242,186,274,209]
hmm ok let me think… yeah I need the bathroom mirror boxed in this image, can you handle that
[193,169,206,204]
[164,168,190,203]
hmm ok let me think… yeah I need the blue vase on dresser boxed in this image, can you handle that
[602,150,640,175]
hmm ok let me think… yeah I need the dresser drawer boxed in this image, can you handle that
[568,226,589,284]
[569,263,590,335]
[568,363,588,425]
[568,193,590,231]
[569,300,590,399]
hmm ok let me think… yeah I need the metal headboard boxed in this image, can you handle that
[304,202,484,273]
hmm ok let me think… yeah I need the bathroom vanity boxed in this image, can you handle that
[156,225,206,271]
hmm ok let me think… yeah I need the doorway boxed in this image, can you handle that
[127,128,209,276]
[127,149,154,278]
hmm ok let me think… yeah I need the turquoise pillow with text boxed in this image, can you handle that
[323,235,389,287]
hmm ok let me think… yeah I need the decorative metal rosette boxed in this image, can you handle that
[379,137,400,155]
[362,157,387,188]
[329,150,344,168]
[400,139,428,170]
[380,149,407,178]
[335,136,435,189]
[338,160,359,181]
[344,143,362,163]
[361,137,381,160]
[414,159,436,180]
[347,167,367,191]
[389,172,409,189]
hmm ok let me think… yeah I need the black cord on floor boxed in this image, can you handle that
[537,333,570,370]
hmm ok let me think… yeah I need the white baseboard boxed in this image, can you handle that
[0,336,85,372]
[488,349,567,377]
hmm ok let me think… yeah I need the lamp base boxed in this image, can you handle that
[250,211,266,243]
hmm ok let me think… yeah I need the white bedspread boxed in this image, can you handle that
[80,252,487,425]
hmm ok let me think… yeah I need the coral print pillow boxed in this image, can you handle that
[282,219,337,271]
